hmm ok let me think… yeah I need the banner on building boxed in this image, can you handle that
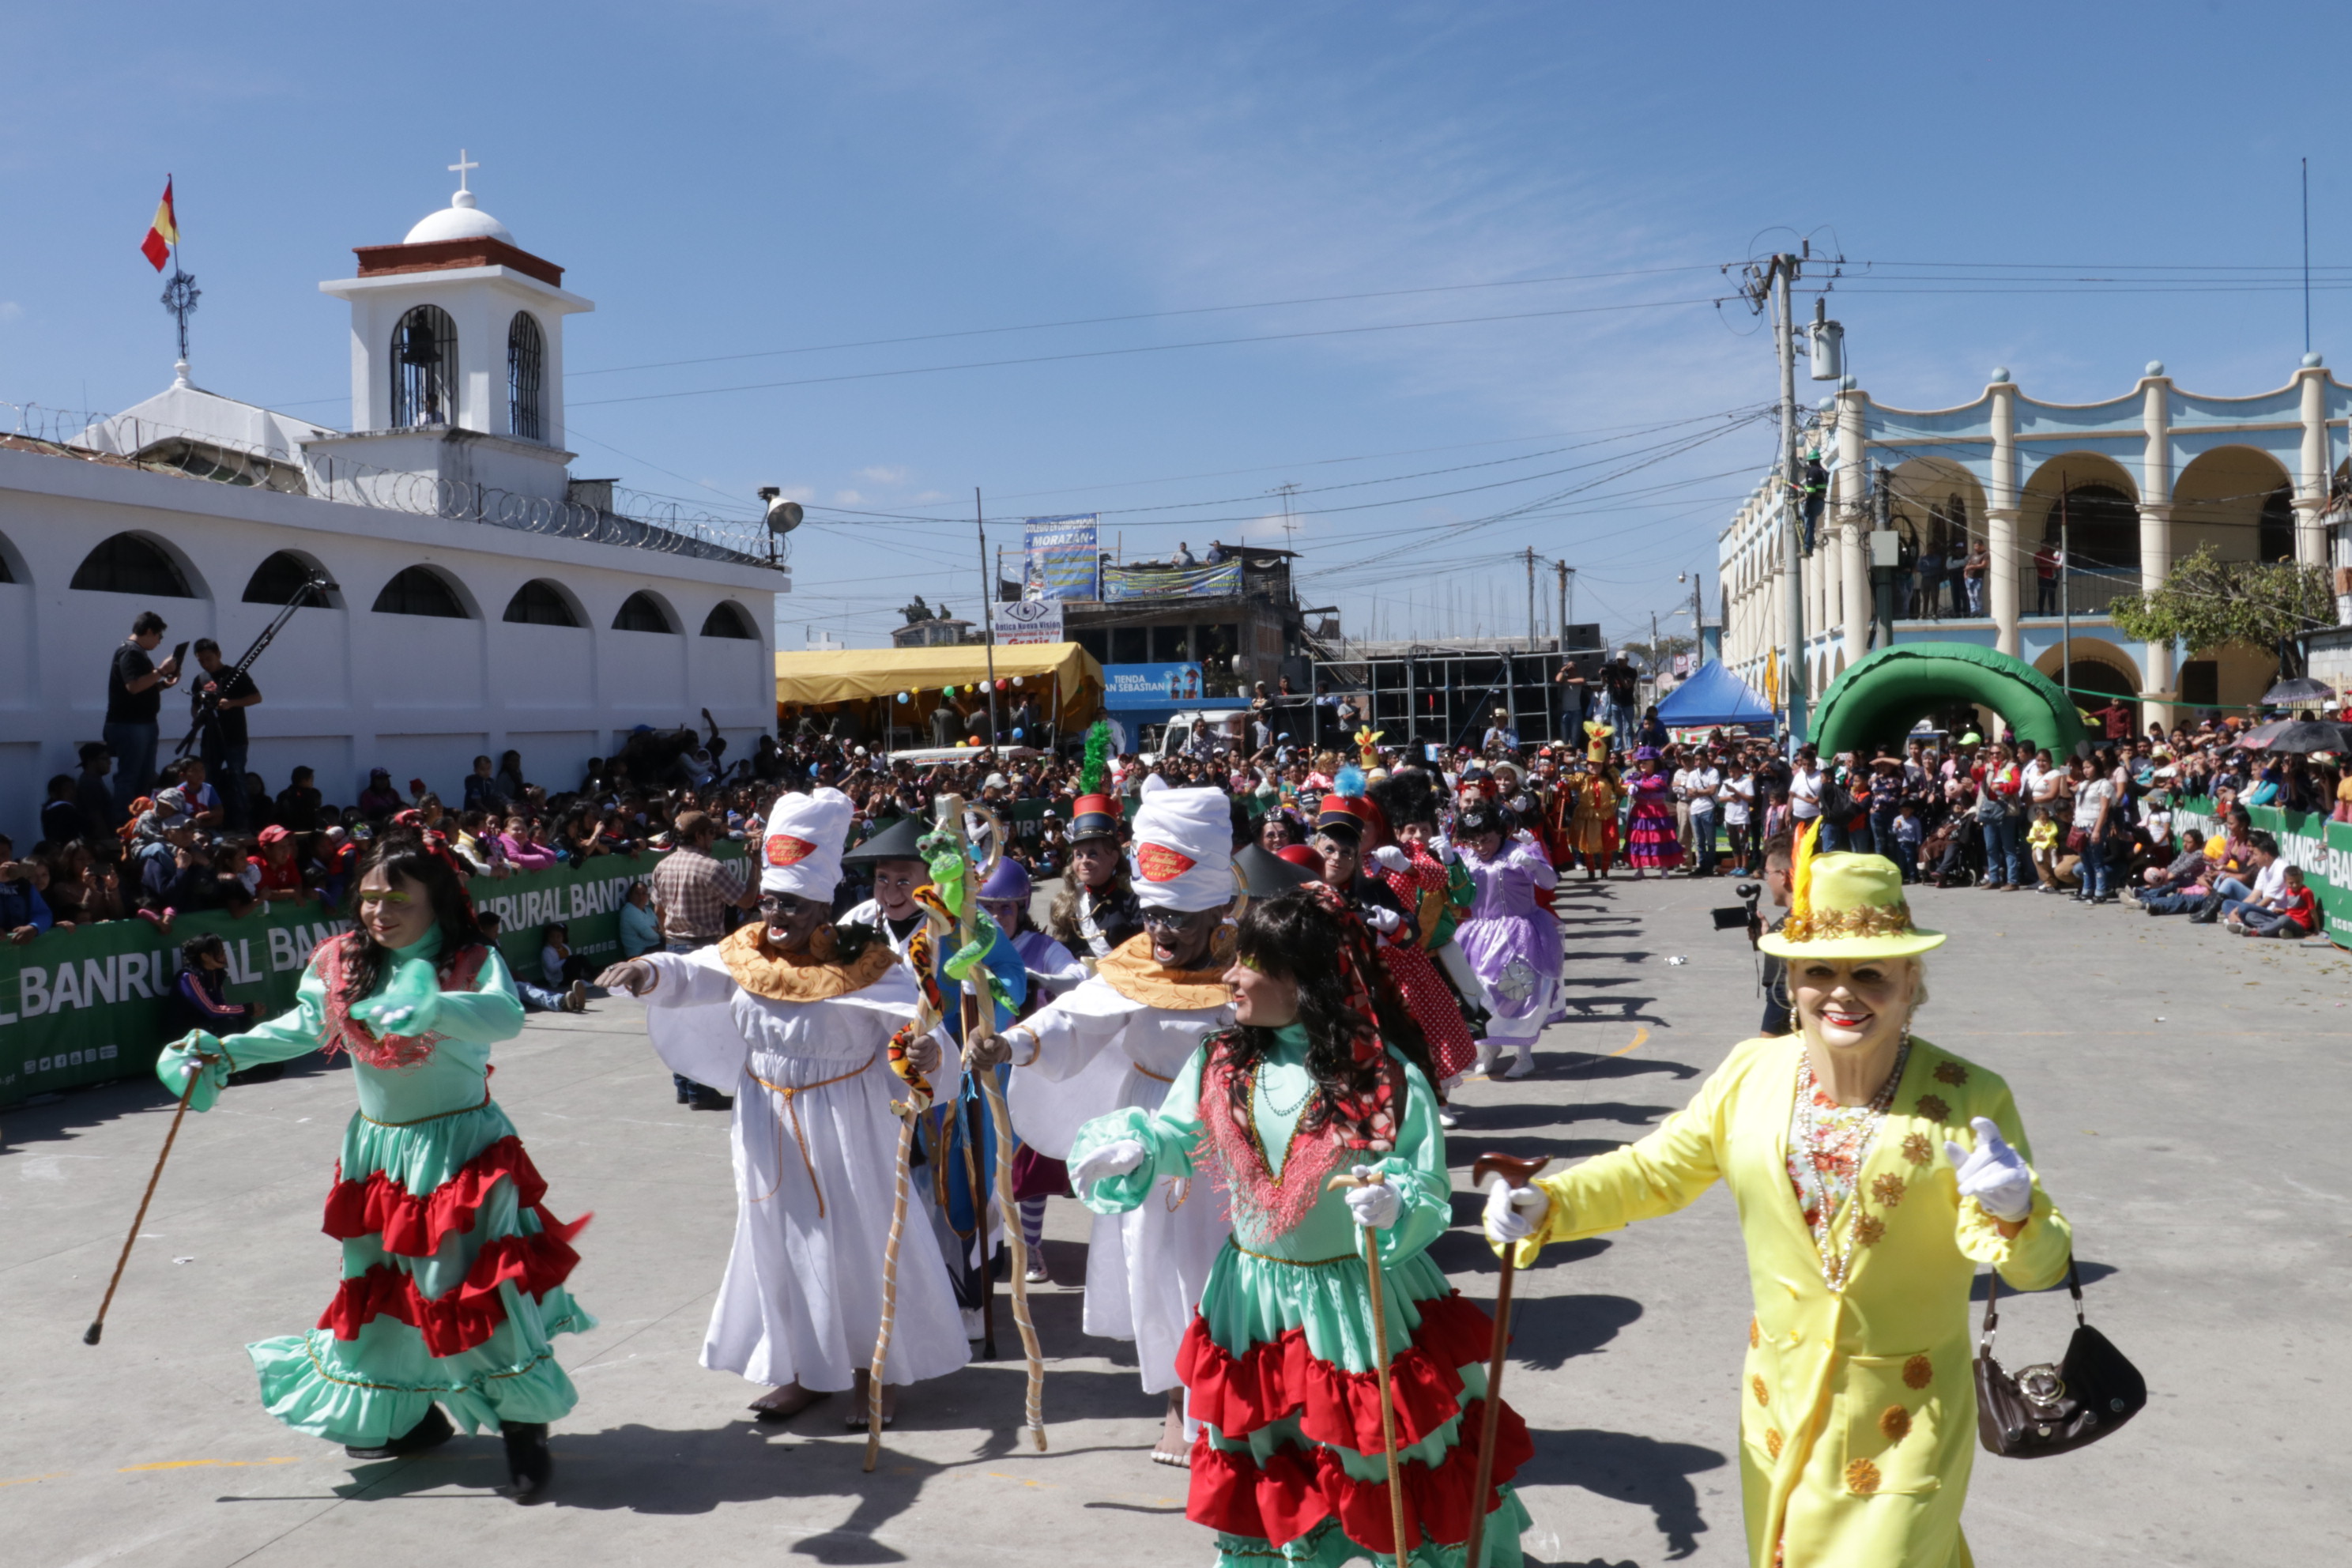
[0,846,741,1107]
[1102,560,1242,601]
[1102,662,1205,709]
[992,597,1065,645]
[1023,515,1100,601]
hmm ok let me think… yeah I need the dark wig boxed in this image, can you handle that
[338,829,493,1010]
[1219,891,1436,1136]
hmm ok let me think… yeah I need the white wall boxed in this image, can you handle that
[0,445,781,844]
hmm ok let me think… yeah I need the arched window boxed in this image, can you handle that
[2039,483,2139,571]
[242,551,337,608]
[371,566,469,618]
[503,579,581,626]
[71,533,194,597]
[2258,486,2295,562]
[699,601,757,639]
[507,312,545,442]
[612,591,677,633]
[390,304,458,428]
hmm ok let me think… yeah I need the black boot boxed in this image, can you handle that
[501,1421,552,1502]
[2188,890,2225,925]
[345,1403,454,1460]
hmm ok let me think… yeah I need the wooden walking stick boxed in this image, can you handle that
[867,936,942,1472]
[1327,1170,1411,1562]
[1464,1152,1551,1568]
[85,1054,211,1345]
[940,796,1048,1450]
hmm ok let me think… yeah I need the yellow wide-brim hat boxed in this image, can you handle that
[1757,832,1946,961]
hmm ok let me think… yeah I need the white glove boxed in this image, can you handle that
[1370,844,1411,874]
[1362,904,1403,935]
[1944,1116,2034,1223]
[1069,1137,1148,1193]
[1430,832,1457,863]
[1483,1175,1551,1245]
[1344,1166,1401,1230]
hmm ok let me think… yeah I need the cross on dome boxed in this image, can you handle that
[448,149,480,194]
[404,146,513,244]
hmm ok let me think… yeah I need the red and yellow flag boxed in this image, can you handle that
[139,178,178,271]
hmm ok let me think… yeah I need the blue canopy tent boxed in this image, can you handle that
[1655,661,1774,733]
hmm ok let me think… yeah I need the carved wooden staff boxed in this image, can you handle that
[85,1053,209,1344]
[940,796,1047,1452]
[1464,1152,1550,1568]
[866,942,940,1472]
[1326,1168,1409,1562]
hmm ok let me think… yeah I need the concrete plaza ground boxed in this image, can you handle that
[4,873,2348,1566]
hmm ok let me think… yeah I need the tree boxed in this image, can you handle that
[1623,633,1697,674]
[2105,546,2335,671]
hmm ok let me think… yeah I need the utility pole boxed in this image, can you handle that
[1741,250,1809,751]
[975,487,1001,760]
[1555,560,1571,651]
[2058,474,2074,706]
[1525,547,1537,652]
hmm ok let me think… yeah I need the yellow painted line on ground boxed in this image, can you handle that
[984,1471,1056,1489]
[0,1472,68,1488]
[119,1458,300,1472]
[1608,1027,1651,1058]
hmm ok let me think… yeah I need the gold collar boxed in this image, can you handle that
[720,922,899,1004]
[1092,931,1231,1012]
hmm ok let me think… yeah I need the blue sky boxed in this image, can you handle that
[5,2,2350,650]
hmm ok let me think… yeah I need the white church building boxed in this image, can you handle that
[0,167,784,845]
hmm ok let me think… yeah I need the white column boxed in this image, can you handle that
[1985,372,2020,656]
[1838,387,1871,662]
[2295,357,2332,567]
[2135,367,2174,728]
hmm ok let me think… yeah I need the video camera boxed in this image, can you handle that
[1711,882,1764,933]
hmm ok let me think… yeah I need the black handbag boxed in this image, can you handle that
[1973,1257,2146,1457]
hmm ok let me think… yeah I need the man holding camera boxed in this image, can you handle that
[188,639,262,831]
[105,611,182,815]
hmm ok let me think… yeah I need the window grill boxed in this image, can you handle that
[372,566,469,618]
[612,591,677,633]
[503,579,581,626]
[507,312,545,442]
[71,533,194,597]
[699,601,757,639]
[390,304,458,428]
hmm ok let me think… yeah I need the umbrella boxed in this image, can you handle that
[2253,719,2352,756]
[2234,718,2295,752]
[2260,675,2337,707]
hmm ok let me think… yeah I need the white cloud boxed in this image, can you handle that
[855,463,913,485]
[0,301,22,325]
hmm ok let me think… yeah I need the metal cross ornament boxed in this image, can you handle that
[160,268,200,361]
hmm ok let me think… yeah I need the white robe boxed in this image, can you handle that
[1004,976,1233,1393]
[639,948,971,1391]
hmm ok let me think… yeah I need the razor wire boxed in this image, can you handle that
[1,400,783,571]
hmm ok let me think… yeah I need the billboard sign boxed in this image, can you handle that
[1023,515,1100,601]
[1102,662,1205,709]
[992,598,1065,645]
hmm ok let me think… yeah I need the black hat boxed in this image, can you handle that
[842,815,929,865]
[1234,842,1319,899]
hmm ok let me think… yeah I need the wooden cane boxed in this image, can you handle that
[1328,1170,1410,1563]
[941,795,1048,1447]
[85,1056,210,1345]
[1463,1152,1551,1568]
[865,1106,921,1472]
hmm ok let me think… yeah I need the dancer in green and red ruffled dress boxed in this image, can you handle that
[155,827,590,1501]
[1069,887,1533,1566]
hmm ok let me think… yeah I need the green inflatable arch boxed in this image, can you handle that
[1811,642,2089,758]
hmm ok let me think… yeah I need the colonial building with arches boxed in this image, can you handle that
[1718,357,2350,734]
[0,168,782,845]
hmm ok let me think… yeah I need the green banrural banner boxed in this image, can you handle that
[2173,797,2352,948]
[0,845,741,1108]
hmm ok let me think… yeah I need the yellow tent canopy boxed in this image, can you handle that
[774,642,1103,729]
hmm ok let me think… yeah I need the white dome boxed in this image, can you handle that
[404,189,513,245]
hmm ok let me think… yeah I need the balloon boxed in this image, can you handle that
[996,678,1007,691]
[943,686,956,697]
[1012,677,1023,687]
[896,691,909,704]
[1012,727,1024,740]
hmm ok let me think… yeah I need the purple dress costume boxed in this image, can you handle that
[1625,769,1683,870]
[1454,836,1560,1049]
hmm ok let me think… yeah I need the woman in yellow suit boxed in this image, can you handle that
[1484,836,2071,1566]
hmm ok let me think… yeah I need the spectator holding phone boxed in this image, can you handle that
[105,611,182,814]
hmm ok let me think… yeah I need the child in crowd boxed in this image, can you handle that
[1890,801,1923,882]
[477,910,586,1012]
[2239,863,2317,939]
[2027,805,2062,892]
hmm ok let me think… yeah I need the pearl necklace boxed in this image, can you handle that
[1793,1034,1910,1294]
[1257,1064,1315,1120]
